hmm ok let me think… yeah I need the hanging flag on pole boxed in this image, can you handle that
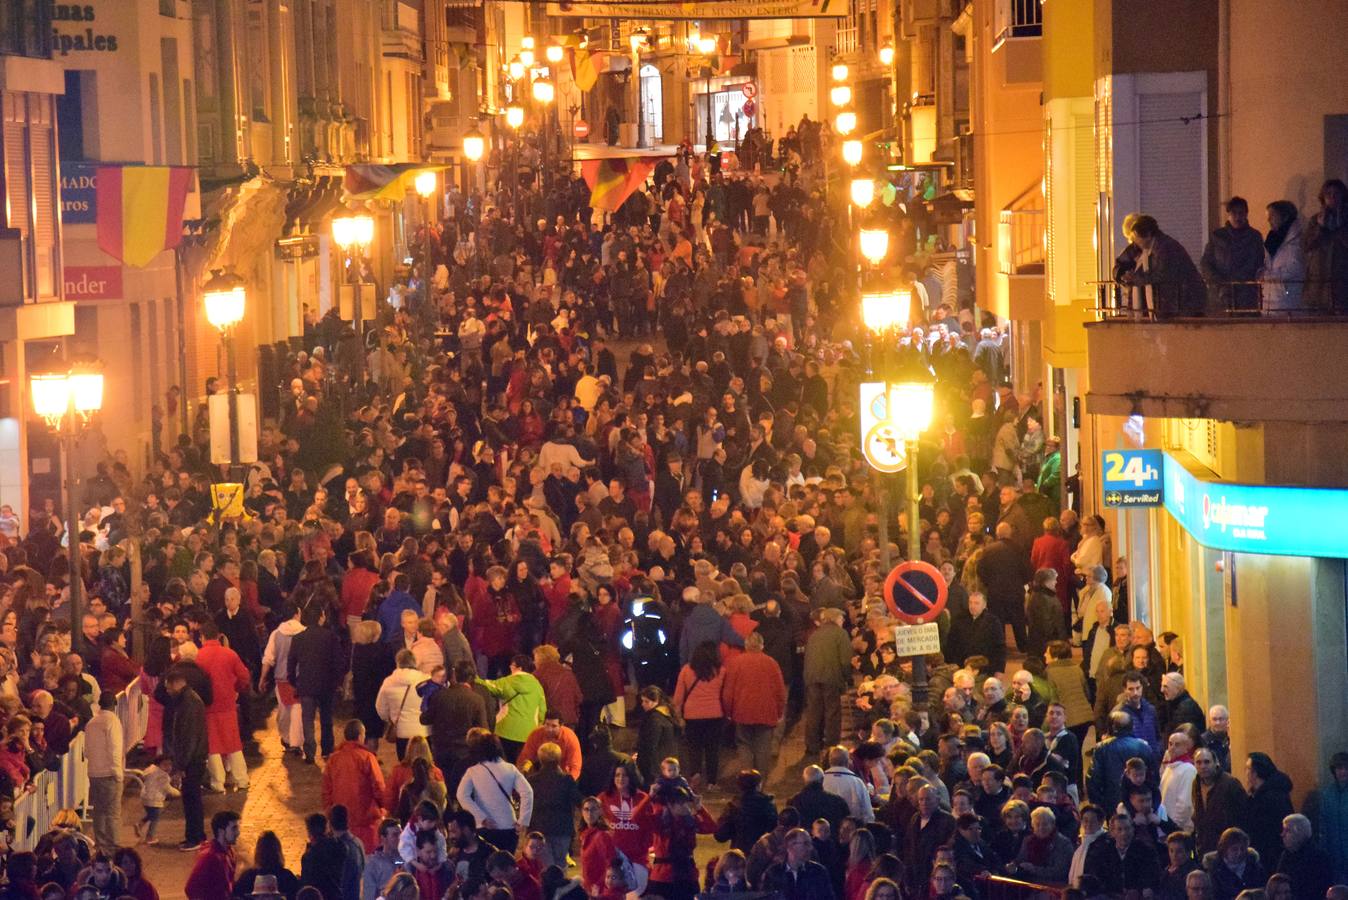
[344,164,449,201]
[574,49,608,92]
[95,165,193,268]
[581,157,662,211]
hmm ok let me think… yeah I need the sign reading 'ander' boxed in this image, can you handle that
[547,0,845,18]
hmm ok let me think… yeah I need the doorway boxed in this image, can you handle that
[640,64,663,144]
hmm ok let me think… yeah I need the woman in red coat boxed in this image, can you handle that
[579,797,621,895]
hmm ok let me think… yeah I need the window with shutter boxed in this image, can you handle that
[30,112,56,298]
[1138,91,1205,260]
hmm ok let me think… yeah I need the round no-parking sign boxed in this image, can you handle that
[883,560,949,624]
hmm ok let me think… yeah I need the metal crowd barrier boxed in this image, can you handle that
[11,678,147,851]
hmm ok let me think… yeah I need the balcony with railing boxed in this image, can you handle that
[1086,277,1348,424]
[992,0,1042,85]
[996,184,1045,320]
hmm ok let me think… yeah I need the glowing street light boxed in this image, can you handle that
[546,43,564,63]
[859,227,890,265]
[832,62,849,82]
[879,43,895,66]
[532,77,555,105]
[842,138,863,166]
[202,269,247,333]
[850,178,875,209]
[508,58,526,81]
[462,124,485,162]
[835,110,857,135]
[414,170,437,199]
[860,289,911,334]
[830,85,852,107]
[505,104,525,130]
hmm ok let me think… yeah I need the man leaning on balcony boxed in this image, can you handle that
[1120,215,1207,319]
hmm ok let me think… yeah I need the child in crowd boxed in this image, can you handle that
[129,753,177,845]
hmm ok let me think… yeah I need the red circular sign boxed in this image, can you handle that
[574,120,590,139]
[742,100,756,117]
[741,83,757,99]
[883,560,949,624]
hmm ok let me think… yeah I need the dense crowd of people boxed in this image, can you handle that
[0,141,1339,900]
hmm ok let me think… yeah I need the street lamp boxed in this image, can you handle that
[531,78,555,194]
[508,58,526,83]
[202,268,247,479]
[462,124,486,163]
[333,212,375,376]
[850,177,875,209]
[832,62,849,82]
[694,34,718,154]
[506,103,525,130]
[842,138,864,166]
[504,104,524,215]
[830,85,852,107]
[879,43,895,66]
[861,289,911,334]
[520,36,535,69]
[546,43,564,64]
[835,110,857,135]
[859,226,889,265]
[31,360,104,654]
[414,171,437,307]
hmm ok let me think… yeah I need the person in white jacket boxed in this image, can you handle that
[260,604,306,751]
[375,650,430,758]
[1261,201,1306,314]
[85,693,124,851]
[821,748,875,824]
[455,730,534,853]
[1159,730,1198,831]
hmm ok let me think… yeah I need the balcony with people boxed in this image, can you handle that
[1085,183,1348,424]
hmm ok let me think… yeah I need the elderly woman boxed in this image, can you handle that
[1203,828,1265,900]
[1010,805,1075,884]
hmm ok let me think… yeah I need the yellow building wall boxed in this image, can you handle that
[1226,0,1348,214]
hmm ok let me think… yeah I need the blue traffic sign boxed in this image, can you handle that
[1101,448,1163,508]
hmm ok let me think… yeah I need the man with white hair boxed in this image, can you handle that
[1160,671,1206,737]
[1275,813,1333,899]
[1201,705,1232,772]
[822,746,874,823]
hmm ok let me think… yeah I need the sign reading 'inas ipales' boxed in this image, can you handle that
[52,4,119,56]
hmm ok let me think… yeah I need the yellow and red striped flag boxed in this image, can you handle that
[574,49,607,92]
[581,157,661,211]
[95,165,193,268]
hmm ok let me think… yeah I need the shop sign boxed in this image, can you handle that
[52,3,120,56]
[63,266,121,300]
[60,162,99,224]
[892,623,941,657]
[1101,448,1163,507]
[1162,452,1348,559]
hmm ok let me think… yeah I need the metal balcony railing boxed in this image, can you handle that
[1092,277,1348,320]
[994,0,1043,44]
[999,208,1045,275]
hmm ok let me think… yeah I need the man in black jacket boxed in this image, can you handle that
[299,812,347,900]
[164,668,209,849]
[761,827,835,899]
[904,785,958,887]
[1083,813,1161,895]
[288,605,345,763]
[788,765,851,834]
[977,523,1031,651]
[420,663,488,792]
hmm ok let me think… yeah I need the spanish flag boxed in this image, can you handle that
[581,157,661,211]
[573,49,607,92]
[95,165,193,268]
[344,164,448,201]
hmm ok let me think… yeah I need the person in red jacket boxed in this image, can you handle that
[195,622,251,792]
[531,645,582,729]
[1030,518,1075,620]
[541,558,573,627]
[721,631,787,776]
[632,787,717,896]
[579,797,620,894]
[183,811,240,900]
[321,721,387,850]
[341,552,382,631]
